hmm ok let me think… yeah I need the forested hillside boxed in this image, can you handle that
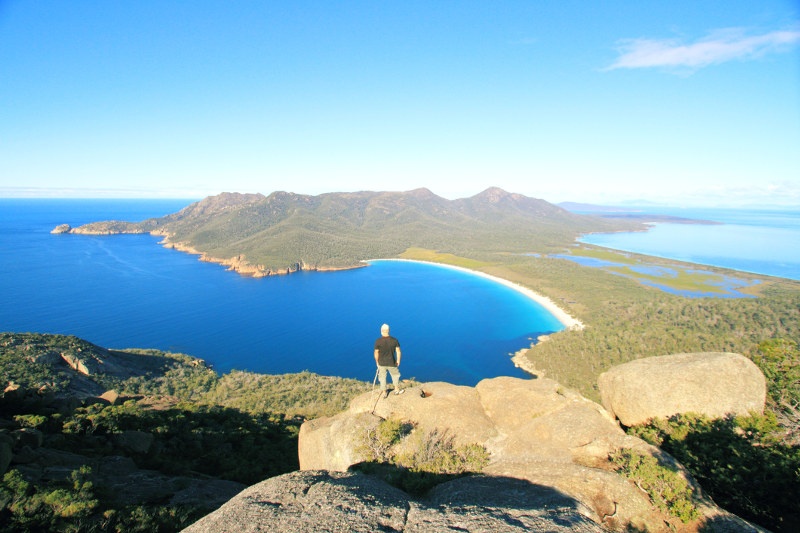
[71,188,641,273]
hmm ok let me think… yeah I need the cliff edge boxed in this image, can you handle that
[188,362,766,532]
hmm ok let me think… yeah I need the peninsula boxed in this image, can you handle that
[59,187,642,277]
[56,188,621,346]
[55,187,636,332]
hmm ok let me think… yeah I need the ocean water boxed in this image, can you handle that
[0,199,563,385]
[578,207,800,281]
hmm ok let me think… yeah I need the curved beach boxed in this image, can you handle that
[367,259,585,332]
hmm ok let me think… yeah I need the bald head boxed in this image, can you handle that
[381,323,390,336]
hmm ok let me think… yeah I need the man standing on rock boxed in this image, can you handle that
[374,323,404,398]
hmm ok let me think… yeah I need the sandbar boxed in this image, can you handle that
[366,258,584,332]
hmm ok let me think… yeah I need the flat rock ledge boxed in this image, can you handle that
[182,470,604,533]
[293,376,759,531]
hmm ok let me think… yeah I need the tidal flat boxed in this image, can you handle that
[552,247,763,298]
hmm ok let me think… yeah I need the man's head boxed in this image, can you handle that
[381,323,390,336]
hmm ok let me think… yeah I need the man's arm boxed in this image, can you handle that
[395,347,401,366]
[374,348,380,366]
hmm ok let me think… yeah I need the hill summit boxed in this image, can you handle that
[66,188,639,275]
[188,368,765,532]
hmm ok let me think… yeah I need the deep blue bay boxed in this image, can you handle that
[0,199,564,385]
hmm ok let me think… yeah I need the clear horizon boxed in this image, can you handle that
[2,191,798,211]
[1,1,798,207]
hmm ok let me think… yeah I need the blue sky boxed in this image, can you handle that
[1,1,798,206]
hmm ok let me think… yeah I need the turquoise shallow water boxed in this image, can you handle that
[0,199,563,385]
[578,207,800,281]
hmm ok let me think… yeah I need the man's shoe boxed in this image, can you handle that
[394,388,405,395]
[383,390,390,399]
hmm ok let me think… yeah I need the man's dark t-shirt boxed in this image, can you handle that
[375,336,400,366]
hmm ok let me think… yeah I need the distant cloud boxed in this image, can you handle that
[606,27,800,71]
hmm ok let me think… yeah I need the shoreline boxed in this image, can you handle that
[61,220,586,333]
[366,258,585,332]
[157,234,366,277]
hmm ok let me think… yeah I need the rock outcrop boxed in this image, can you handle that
[292,376,754,531]
[183,470,605,533]
[50,223,71,234]
[598,352,766,427]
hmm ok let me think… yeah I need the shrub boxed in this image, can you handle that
[12,415,47,429]
[394,428,489,475]
[355,418,411,463]
[354,419,490,495]
[629,413,800,532]
[753,338,800,444]
[0,466,99,532]
[609,449,698,523]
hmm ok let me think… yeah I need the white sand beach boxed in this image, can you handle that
[367,258,585,332]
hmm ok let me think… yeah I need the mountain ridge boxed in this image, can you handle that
[65,187,641,276]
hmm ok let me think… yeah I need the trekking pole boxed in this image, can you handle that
[371,366,381,415]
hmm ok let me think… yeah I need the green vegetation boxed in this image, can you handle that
[356,418,413,463]
[0,333,369,532]
[1,467,99,533]
[1,465,204,533]
[623,339,800,531]
[198,370,370,419]
[1,334,103,394]
[393,427,490,476]
[38,191,800,530]
[752,338,800,443]
[353,418,490,496]
[628,412,800,532]
[609,449,698,523]
[1,395,299,531]
[120,364,370,419]
[398,247,490,270]
[560,246,641,265]
[501,255,800,402]
[561,245,760,296]
[83,189,639,272]
[60,400,298,484]
[0,333,369,420]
